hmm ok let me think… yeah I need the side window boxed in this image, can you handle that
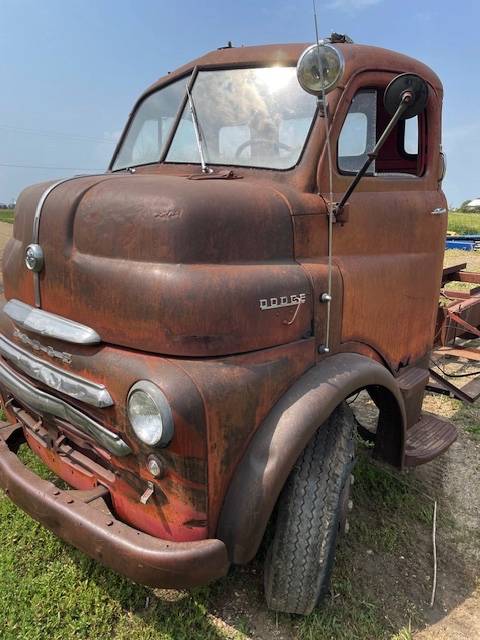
[338,86,425,177]
[338,90,377,174]
[403,117,419,155]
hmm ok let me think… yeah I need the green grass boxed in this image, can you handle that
[390,627,413,640]
[448,211,480,235]
[0,209,14,224]
[453,400,480,440]
[0,450,243,640]
[0,442,432,640]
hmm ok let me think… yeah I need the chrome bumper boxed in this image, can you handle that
[0,359,131,457]
[0,333,112,408]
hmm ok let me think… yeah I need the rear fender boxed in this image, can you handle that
[217,352,406,564]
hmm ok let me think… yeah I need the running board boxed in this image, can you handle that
[404,412,457,467]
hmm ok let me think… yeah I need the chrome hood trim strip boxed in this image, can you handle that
[31,174,100,308]
[0,334,113,408]
[0,359,130,457]
[3,299,101,345]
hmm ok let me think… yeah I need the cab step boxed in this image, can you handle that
[404,412,457,467]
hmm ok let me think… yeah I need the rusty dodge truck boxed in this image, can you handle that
[0,37,470,614]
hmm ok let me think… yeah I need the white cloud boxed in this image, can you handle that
[327,0,383,11]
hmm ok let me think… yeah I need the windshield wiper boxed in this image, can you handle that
[186,86,211,174]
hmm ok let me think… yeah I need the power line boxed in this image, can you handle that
[0,123,117,145]
[0,162,105,171]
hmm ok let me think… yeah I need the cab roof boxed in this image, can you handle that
[141,41,443,100]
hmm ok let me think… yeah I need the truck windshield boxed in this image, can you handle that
[112,67,317,172]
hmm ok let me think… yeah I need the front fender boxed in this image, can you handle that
[217,352,406,564]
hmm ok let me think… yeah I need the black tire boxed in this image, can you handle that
[264,402,355,615]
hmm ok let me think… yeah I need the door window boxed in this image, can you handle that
[338,90,377,174]
[338,86,425,177]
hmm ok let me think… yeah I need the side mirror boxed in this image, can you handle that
[384,73,429,120]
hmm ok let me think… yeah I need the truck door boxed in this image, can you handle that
[321,71,447,370]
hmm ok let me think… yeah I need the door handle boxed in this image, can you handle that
[431,207,447,215]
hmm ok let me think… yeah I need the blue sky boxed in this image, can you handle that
[0,0,477,206]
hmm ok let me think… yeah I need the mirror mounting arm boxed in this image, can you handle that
[333,90,414,223]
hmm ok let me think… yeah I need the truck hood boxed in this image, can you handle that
[3,173,312,356]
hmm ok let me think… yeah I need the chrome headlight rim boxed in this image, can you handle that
[296,42,345,96]
[127,380,174,447]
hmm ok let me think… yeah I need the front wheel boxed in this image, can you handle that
[264,402,355,615]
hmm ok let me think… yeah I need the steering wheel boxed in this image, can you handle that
[235,139,292,159]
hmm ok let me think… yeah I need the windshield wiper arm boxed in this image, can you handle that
[186,86,211,174]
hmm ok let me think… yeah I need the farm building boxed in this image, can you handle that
[466,198,480,211]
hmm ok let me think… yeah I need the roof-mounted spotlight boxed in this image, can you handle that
[296,43,344,96]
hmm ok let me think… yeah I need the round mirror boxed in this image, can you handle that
[383,73,429,119]
[296,43,344,96]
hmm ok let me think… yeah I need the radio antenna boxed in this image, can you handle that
[312,0,335,354]
[313,0,321,45]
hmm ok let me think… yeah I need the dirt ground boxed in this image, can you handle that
[355,391,480,640]
[412,251,480,639]
[0,221,11,293]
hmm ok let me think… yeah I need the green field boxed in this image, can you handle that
[447,211,480,235]
[0,209,15,224]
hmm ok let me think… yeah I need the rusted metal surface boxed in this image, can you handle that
[428,265,480,403]
[217,353,406,564]
[0,41,458,587]
[178,338,316,534]
[5,175,313,356]
[0,303,209,541]
[404,412,457,467]
[0,423,229,587]
[436,265,480,347]
[317,62,446,371]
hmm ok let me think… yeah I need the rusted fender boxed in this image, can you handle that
[217,352,407,564]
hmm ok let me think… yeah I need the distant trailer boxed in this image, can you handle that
[445,239,479,251]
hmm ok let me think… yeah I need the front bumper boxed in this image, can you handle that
[0,423,229,588]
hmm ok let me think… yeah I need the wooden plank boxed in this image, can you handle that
[442,263,467,277]
[434,347,480,362]
[458,271,480,285]
[461,377,480,401]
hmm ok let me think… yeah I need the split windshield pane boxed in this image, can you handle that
[112,76,189,171]
[167,67,317,169]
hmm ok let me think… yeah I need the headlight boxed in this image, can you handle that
[127,381,174,447]
[296,43,344,96]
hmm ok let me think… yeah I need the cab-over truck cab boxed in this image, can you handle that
[0,37,455,614]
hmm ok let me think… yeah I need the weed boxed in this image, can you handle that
[391,625,413,640]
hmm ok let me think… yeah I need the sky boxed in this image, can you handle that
[0,0,478,206]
